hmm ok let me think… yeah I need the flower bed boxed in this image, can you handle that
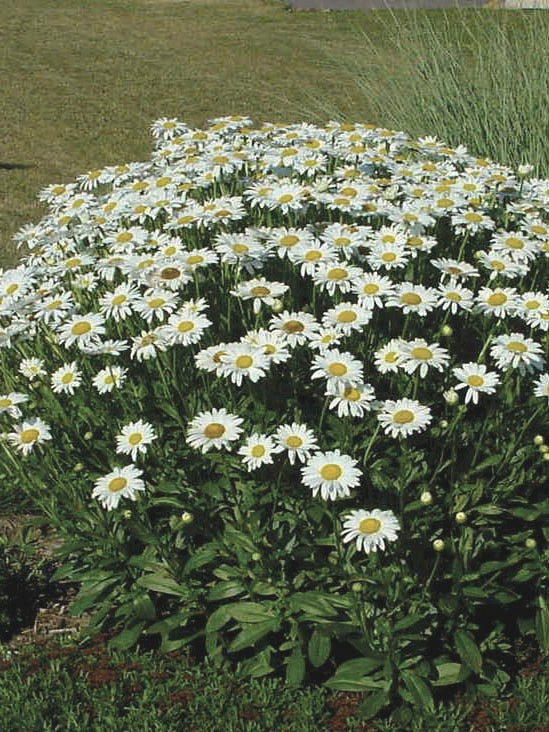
[0,116,547,715]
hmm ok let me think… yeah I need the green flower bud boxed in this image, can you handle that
[439,419,449,429]
[74,462,84,473]
[251,552,261,561]
[83,431,93,440]
[351,582,362,593]
[455,511,468,524]
[271,298,284,313]
[443,389,459,406]
[440,324,453,337]
[421,491,433,505]
[533,435,544,446]
[433,539,445,552]
[181,512,193,524]
[539,444,549,454]
[525,538,537,549]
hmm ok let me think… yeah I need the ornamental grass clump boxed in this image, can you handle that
[0,116,547,716]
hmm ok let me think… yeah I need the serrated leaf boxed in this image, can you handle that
[286,646,306,686]
[228,618,279,653]
[207,580,246,601]
[136,573,184,596]
[401,670,434,711]
[455,630,483,674]
[308,630,331,668]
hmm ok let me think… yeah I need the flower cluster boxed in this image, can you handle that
[0,116,547,556]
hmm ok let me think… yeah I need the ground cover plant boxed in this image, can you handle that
[0,116,547,721]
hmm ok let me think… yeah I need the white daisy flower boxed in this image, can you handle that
[18,357,47,381]
[274,422,318,466]
[231,277,289,315]
[490,333,545,375]
[92,365,128,394]
[387,284,438,317]
[194,343,228,375]
[269,310,320,348]
[373,339,406,374]
[322,301,373,334]
[436,283,474,314]
[241,329,291,366]
[160,309,212,347]
[50,362,82,395]
[312,262,363,296]
[130,328,169,362]
[475,287,519,319]
[186,408,244,453]
[378,398,432,439]
[0,392,28,419]
[453,363,500,405]
[326,381,377,418]
[366,242,409,271]
[341,508,400,553]
[7,417,52,455]
[99,284,140,322]
[431,258,479,280]
[352,273,395,309]
[310,349,364,390]
[56,312,106,349]
[238,433,277,471]
[301,449,362,501]
[34,291,75,325]
[133,288,179,324]
[476,251,529,281]
[533,373,549,401]
[92,464,146,511]
[116,420,157,461]
[400,339,450,378]
[287,242,338,277]
[218,343,270,386]
[307,327,343,353]
[147,261,192,291]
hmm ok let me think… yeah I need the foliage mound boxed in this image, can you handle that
[0,116,547,718]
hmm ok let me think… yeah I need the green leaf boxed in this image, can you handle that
[470,455,501,475]
[206,606,233,633]
[183,543,219,574]
[228,618,279,653]
[308,630,331,668]
[207,580,246,601]
[393,613,424,632]
[401,670,434,711]
[357,690,390,720]
[226,601,275,623]
[324,676,386,692]
[333,657,383,678]
[237,648,274,679]
[535,596,549,652]
[286,646,306,686]
[288,591,339,617]
[433,662,470,687]
[455,630,483,674]
[108,621,145,651]
[136,573,184,597]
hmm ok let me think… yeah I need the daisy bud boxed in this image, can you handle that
[443,389,459,406]
[539,444,549,454]
[525,538,537,549]
[84,431,93,440]
[440,324,453,337]
[455,511,468,524]
[271,298,284,313]
[123,510,132,519]
[433,539,445,552]
[533,435,544,446]
[181,511,193,524]
[251,552,261,561]
[517,164,534,178]
[421,491,433,505]
[74,462,84,472]
[351,582,362,593]
[543,452,549,462]
[439,420,449,429]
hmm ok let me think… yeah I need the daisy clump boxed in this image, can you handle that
[0,117,547,696]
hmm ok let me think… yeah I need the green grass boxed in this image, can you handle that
[0,635,546,731]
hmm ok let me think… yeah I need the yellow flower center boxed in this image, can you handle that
[285,435,303,448]
[186,255,204,265]
[204,423,226,439]
[104,375,115,385]
[337,310,357,323]
[487,293,507,306]
[20,428,40,444]
[47,300,63,310]
[525,300,540,310]
[212,155,229,165]
[148,298,166,309]
[363,283,379,295]
[128,433,143,446]
[0,398,12,408]
[384,351,398,363]
[235,355,253,369]
[111,294,127,306]
[334,237,351,248]
[137,258,155,270]
[467,375,484,387]
[160,267,181,280]
[411,347,433,361]
[277,194,294,204]
[177,321,194,333]
[407,236,423,248]
[232,243,249,254]
[436,197,454,208]
[464,212,483,223]
[251,445,266,458]
[358,517,381,534]
[64,258,81,269]
[279,235,299,247]
[400,292,421,306]
[381,252,396,263]
[531,225,547,235]
[447,266,463,275]
[328,362,348,377]
[504,237,524,250]
[320,464,342,481]
[71,321,92,336]
[250,286,270,297]
[446,291,461,302]
[61,373,74,384]
[116,232,134,244]
[108,477,128,493]
[506,341,527,353]
[327,268,348,280]
[283,320,304,333]
[393,409,415,424]
[343,386,361,401]
[304,250,321,261]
